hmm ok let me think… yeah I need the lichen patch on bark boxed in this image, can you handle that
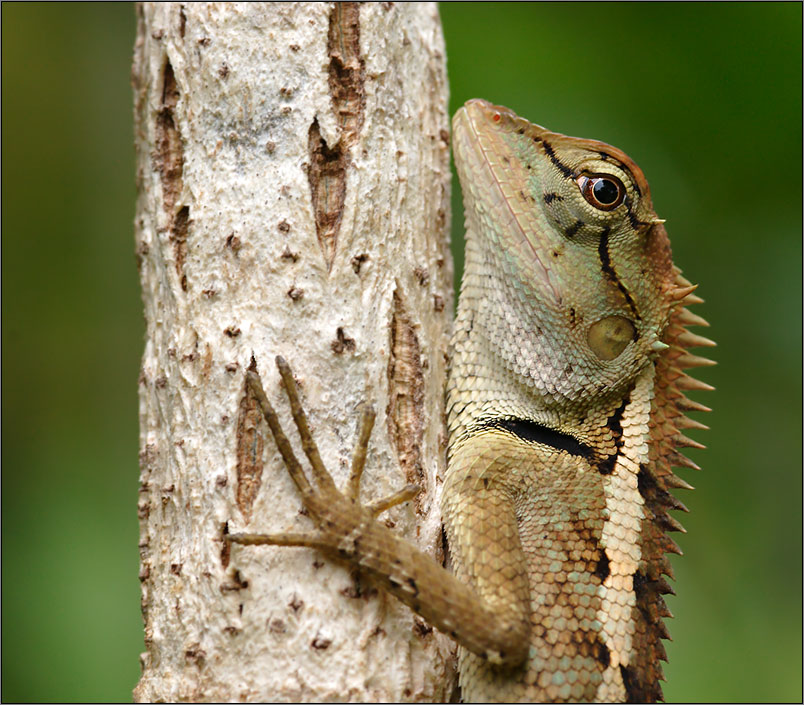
[386,289,426,512]
[307,2,365,271]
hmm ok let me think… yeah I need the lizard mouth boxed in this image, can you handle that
[452,100,560,304]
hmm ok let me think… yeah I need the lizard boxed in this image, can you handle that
[229,99,714,702]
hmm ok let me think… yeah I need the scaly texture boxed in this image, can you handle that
[230,100,713,702]
[446,100,713,701]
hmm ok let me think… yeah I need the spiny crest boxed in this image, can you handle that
[629,267,714,701]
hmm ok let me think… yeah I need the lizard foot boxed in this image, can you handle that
[228,356,421,551]
[228,358,529,668]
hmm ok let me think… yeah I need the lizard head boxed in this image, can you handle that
[452,99,678,406]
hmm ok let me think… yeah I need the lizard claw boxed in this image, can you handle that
[366,483,421,518]
[232,357,418,551]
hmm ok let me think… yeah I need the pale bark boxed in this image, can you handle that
[133,2,454,701]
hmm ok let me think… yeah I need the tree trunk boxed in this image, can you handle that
[132,2,454,701]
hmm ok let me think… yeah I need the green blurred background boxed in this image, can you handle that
[2,3,800,702]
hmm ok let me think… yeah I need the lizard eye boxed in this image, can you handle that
[576,174,625,211]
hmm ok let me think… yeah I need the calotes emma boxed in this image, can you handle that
[229,100,714,702]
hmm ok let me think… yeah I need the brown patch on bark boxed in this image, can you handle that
[202,343,213,378]
[280,247,299,263]
[139,443,157,474]
[307,119,344,271]
[220,570,249,593]
[171,205,189,292]
[413,266,429,287]
[351,253,369,273]
[220,522,231,568]
[137,500,151,521]
[235,360,265,521]
[225,233,241,252]
[412,618,433,638]
[288,594,304,612]
[311,634,332,650]
[327,2,365,145]
[331,326,356,354]
[269,618,286,634]
[184,643,206,666]
[307,2,365,271]
[386,289,426,511]
[155,60,190,291]
[156,60,180,194]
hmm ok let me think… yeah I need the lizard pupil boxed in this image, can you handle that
[593,179,619,205]
[577,174,625,211]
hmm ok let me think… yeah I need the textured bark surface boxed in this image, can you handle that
[132,3,454,701]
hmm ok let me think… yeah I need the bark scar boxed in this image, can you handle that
[155,59,189,291]
[386,289,426,513]
[307,2,365,272]
[235,358,265,521]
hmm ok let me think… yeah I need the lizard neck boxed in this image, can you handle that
[447,224,645,461]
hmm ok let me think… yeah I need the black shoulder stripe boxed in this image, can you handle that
[487,418,593,460]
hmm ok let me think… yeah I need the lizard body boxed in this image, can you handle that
[230,100,713,702]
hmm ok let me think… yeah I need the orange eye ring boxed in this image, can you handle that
[576,174,625,211]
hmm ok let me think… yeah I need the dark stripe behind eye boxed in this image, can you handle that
[542,141,574,179]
